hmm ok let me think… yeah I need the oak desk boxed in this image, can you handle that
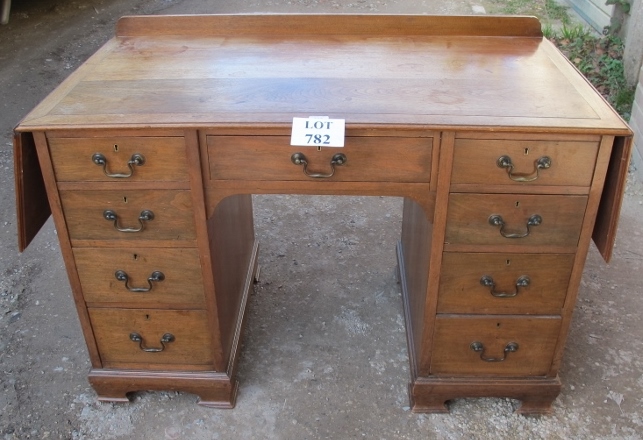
[14,14,632,415]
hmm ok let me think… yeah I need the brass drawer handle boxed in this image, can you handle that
[115,270,165,293]
[480,275,530,298]
[129,332,175,352]
[488,214,541,239]
[92,153,145,178]
[497,155,551,182]
[291,152,346,178]
[103,209,154,233]
[470,341,519,362]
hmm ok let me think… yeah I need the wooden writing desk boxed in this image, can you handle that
[14,14,632,414]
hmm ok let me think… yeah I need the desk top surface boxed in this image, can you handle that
[17,14,630,134]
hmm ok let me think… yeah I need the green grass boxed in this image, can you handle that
[559,23,592,40]
[542,23,555,39]
[544,0,571,25]
[489,0,634,119]
[491,0,571,25]
[550,31,635,119]
[497,0,535,14]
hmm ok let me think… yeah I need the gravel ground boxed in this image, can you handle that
[1,1,642,439]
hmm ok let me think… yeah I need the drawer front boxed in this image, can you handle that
[75,248,205,306]
[451,138,598,187]
[207,136,432,182]
[438,253,574,314]
[431,316,561,376]
[60,190,196,241]
[49,137,188,182]
[445,193,587,247]
[89,308,213,369]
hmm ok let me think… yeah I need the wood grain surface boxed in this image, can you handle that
[89,308,214,369]
[207,135,432,182]
[431,315,561,376]
[49,136,188,182]
[438,252,574,314]
[60,189,196,242]
[12,14,634,414]
[15,15,630,132]
[445,193,588,248]
[451,138,599,188]
[74,247,205,307]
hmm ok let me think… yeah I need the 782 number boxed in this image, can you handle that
[305,134,331,145]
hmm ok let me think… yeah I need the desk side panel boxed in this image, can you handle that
[209,194,256,369]
[400,198,433,374]
[592,135,633,262]
[13,131,51,251]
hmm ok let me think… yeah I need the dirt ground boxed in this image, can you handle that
[1,1,643,439]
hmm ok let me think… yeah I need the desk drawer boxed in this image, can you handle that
[451,138,598,187]
[49,136,188,182]
[74,248,205,306]
[60,190,196,241]
[89,308,213,370]
[445,193,587,247]
[438,253,574,314]
[207,135,432,182]
[431,316,561,376]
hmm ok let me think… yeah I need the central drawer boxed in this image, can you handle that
[207,135,433,182]
[74,247,205,306]
[60,190,196,242]
[89,308,214,370]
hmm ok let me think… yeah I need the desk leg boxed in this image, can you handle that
[85,194,258,408]
[409,377,561,415]
[88,370,239,408]
[397,237,561,415]
[86,238,259,408]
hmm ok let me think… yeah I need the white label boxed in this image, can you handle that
[290,117,345,147]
